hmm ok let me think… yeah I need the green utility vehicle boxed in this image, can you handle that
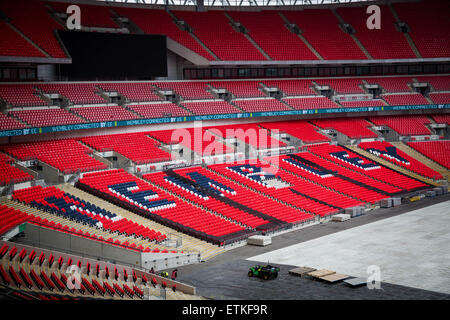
[248,265,280,280]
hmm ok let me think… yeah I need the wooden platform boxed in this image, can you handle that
[288,267,317,277]
[307,269,336,279]
[320,273,350,283]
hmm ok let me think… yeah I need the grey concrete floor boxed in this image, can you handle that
[249,200,450,295]
[173,194,450,299]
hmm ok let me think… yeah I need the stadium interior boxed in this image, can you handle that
[0,0,449,302]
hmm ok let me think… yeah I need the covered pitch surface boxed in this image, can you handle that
[249,200,450,295]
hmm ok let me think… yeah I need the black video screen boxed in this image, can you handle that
[58,31,167,80]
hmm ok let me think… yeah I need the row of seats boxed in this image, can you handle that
[0,20,45,58]
[145,171,270,229]
[1,75,448,108]
[407,140,450,170]
[80,133,172,164]
[0,204,30,236]
[9,109,85,127]
[1,139,107,174]
[77,169,250,245]
[283,97,340,110]
[1,1,448,60]
[0,112,28,131]
[128,103,191,118]
[0,242,175,300]
[0,152,33,186]
[368,115,432,136]
[268,153,391,203]
[358,141,443,179]
[207,123,287,150]
[13,185,167,243]
[311,118,378,139]
[233,99,291,112]
[151,166,315,224]
[0,0,67,58]
[70,106,140,122]
[259,120,330,144]
[209,161,343,217]
[307,143,427,191]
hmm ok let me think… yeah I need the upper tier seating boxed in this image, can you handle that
[49,2,120,28]
[310,118,378,139]
[259,120,330,144]
[393,0,450,58]
[382,93,430,106]
[227,11,317,61]
[155,82,215,100]
[233,99,291,112]
[0,20,45,58]
[98,83,163,102]
[181,101,241,115]
[77,169,249,245]
[358,140,443,179]
[174,10,267,61]
[116,7,215,61]
[368,115,432,136]
[337,5,416,59]
[70,106,140,122]
[282,9,367,60]
[283,97,340,110]
[261,79,316,96]
[0,84,47,107]
[407,140,450,169]
[10,109,85,127]
[0,153,34,186]
[209,81,266,98]
[37,83,105,105]
[0,113,28,131]
[1,139,107,174]
[127,103,191,119]
[306,143,426,191]
[0,0,67,58]
[81,133,172,164]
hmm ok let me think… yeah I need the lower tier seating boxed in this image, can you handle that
[306,143,427,191]
[13,185,167,244]
[77,169,252,245]
[407,140,450,170]
[209,161,348,217]
[358,141,443,179]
